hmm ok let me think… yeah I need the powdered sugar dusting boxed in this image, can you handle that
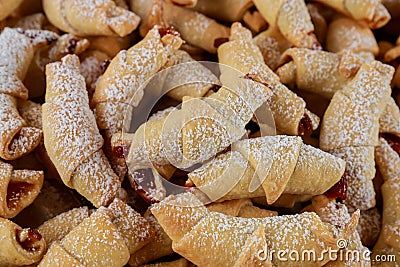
[164,50,219,100]
[107,198,153,254]
[278,49,347,98]
[127,67,273,171]
[43,56,104,184]
[72,150,120,207]
[38,206,90,246]
[18,100,43,129]
[277,0,317,48]
[60,0,139,36]
[357,208,381,246]
[183,11,212,34]
[375,138,400,182]
[59,208,130,266]
[327,18,377,54]
[95,27,175,106]
[148,106,176,122]
[152,193,342,267]
[189,135,343,202]
[0,94,42,160]
[43,55,121,207]
[219,25,312,135]
[320,61,392,211]
[379,97,400,134]
[331,146,376,210]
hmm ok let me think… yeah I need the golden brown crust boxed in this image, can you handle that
[43,55,120,207]
[38,208,131,267]
[129,214,173,267]
[130,0,229,53]
[219,23,319,135]
[92,26,182,178]
[192,0,253,22]
[38,199,154,267]
[188,136,345,205]
[38,206,90,246]
[0,218,46,266]
[0,28,58,160]
[0,160,44,218]
[326,17,379,57]
[313,0,391,29]
[253,0,320,49]
[151,193,357,267]
[320,61,394,211]
[43,0,140,37]
[309,195,370,267]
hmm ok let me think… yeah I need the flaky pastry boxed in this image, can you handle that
[43,0,140,37]
[326,17,379,61]
[151,193,358,267]
[0,160,44,218]
[25,33,90,99]
[38,198,154,267]
[320,61,394,210]
[128,213,173,267]
[163,50,219,101]
[357,208,382,247]
[0,27,57,161]
[93,26,182,178]
[219,23,320,135]
[253,0,320,49]
[112,72,272,175]
[252,27,292,70]
[0,217,46,266]
[38,206,90,246]
[277,48,365,99]
[305,195,369,267]
[313,0,391,29]
[130,0,229,53]
[43,55,121,207]
[187,135,345,204]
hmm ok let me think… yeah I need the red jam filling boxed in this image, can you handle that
[158,27,180,37]
[16,229,42,252]
[7,182,33,210]
[325,172,348,200]
[298,113,314,137]
[113,145,127,159]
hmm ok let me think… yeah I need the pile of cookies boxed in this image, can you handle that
[0,0,399,266]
